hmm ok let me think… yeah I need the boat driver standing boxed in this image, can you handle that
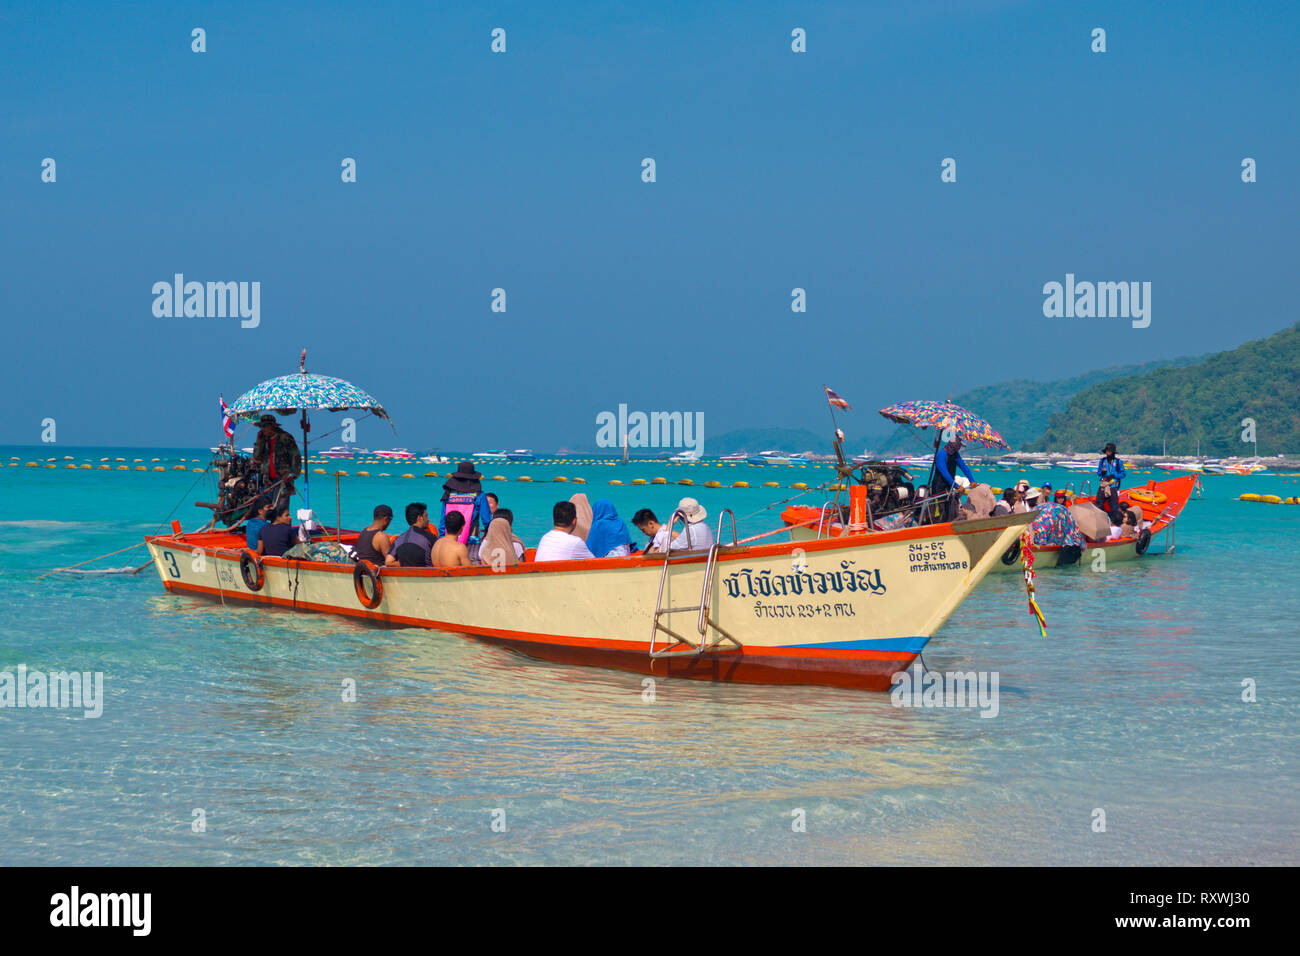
[1095,441,1126,523]
[251,414,301,509]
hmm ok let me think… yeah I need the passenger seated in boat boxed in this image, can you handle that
[485,492,499,518]
[569,493,594,541]
[242,497,274,550]
[430,511,473,567]
[257,505,297,558]
[669,498,715,551]
[586,499,633,557]
[535,501,595,562]
[355,504,398,567]
[390,502,438,567]
[955,481,995,520]
[992,487,1019,516]
[493,509,527,561]
[478,511,525,568]
[1114,510,1139,539]
[632,509,673,553]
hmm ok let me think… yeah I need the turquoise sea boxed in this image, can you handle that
[1,447,1297,865]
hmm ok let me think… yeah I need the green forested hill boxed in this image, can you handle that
[876,355,1206,454]
[1026,323,1300,456]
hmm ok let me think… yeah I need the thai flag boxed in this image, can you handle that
[220,396,235,439]
[824,386,852,410]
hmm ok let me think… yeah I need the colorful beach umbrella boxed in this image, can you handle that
[229,367,389,422]
[878,400,1009,449]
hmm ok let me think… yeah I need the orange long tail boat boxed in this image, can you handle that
[782,473,1198,573]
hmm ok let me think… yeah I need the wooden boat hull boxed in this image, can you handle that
[782,474,1197,576]
[144,512,1032,691]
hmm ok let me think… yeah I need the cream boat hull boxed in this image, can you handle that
[145,512,1032,690]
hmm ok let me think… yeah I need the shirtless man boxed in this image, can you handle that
[430,511,473,568]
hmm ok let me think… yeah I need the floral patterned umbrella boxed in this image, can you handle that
[878,400,1009,449]
[227,351,392,512]
[229,355,389,423]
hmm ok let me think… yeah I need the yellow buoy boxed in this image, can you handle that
[573,477,586,484]
[732,481,749,488]
[554,476,569,482]
[609,479,623,485]
[651,477,667,484]
[24,462,37,467]
[829,483,845,491]
[518,476,533,482]
[401,473,415,479]
[65,463,76,469]
[791,482,808,490]
[492,475,506,481]
[1262,494,1283,504]
[192,468,204,472]
[334,470,348,476]
[1239,493,1262,502]
[631,478,647,485]
[705,480,721,488]
[356,471,370,477]
[313,468,326,474]
[678,479,694,486]
[98,464,110,470]
[425,471,439,477]
[763,481,780,488]
[153,466,165,472]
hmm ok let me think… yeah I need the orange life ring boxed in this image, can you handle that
[1129,488,1168,506]
[354,560,383,609]
[240,550,265,591]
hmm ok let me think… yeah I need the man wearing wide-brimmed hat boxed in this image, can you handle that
[437,461,493,543]
[250,414,301,509]
[1096,441,1126,489]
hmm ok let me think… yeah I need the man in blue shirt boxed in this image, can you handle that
[1097,442,1126,488]
[1095,442,1127,522]
[932,435,975,522]
[242,498,273,551]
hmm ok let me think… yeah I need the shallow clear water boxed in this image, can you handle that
[2,448,1297,864]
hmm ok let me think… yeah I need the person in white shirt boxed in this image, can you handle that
[534,500,595,562]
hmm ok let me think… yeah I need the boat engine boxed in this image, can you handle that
[199,448,268,527]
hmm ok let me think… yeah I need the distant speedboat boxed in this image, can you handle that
[747,450,808,465]
[319,446,355,459]
[669,450,701,462]
[507,449,534,460]
[1029,462,1052,470]
[719,453,747,461]
[374,448,415,460]
[1057,460,1092,470]
[473,450,509,459]
[420,453,450,464]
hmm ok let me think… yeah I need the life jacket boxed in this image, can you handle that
[445,494,477,543]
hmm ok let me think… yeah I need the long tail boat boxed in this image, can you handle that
[782,473,1198,574]
[145,509,1033,691]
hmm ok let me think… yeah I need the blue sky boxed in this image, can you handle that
[3,1,1296,452]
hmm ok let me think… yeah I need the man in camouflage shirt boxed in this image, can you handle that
[251,414,301,508]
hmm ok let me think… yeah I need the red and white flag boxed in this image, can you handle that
[220,396,235,439]
[824,386,852,410]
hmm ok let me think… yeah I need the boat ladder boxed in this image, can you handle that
[648,509,743,659]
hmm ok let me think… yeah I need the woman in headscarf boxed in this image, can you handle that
[568,492,593,541]
[479,515,521,568]
[585,499,633,558]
